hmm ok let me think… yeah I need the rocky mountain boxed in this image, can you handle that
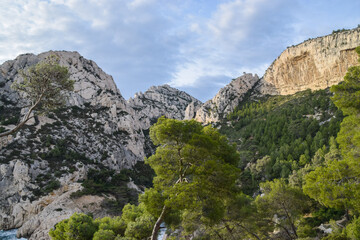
[0,51,197,239]
[260,27,360,95]
[128,84,202,130]
[194,73,259,123]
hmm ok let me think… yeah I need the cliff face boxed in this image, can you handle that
[261,28,360,95]
[195,73,259,123]
[0,51,145,166]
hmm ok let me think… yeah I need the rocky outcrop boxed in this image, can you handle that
[261,28,360,95]
[18,186,105,240]
[128,84,202,129]
[0,51,145,166]
[0,159,106,240]
[195,73,259,123]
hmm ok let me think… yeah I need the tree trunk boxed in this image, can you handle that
[150,205,167,240]
[0,95,42,138]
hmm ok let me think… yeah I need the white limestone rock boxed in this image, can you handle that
[195,73,259,123]
[128,84,202,129]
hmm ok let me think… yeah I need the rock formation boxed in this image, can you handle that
[128,84,202,129]
[260,28,360,95]
[194,73,259,123]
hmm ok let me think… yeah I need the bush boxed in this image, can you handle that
[93,229,116,240]
[346,216,360,240]
[49,213,98,240]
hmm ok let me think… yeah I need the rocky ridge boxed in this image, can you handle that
[194,73,259,123]
[261,27,360,95]
[128,84,202,130]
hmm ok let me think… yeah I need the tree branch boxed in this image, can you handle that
[0,92,44,138]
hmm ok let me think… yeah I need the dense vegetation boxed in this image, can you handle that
[221,88,343,194]
[50,118,241,240]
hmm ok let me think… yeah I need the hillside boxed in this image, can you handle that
[220,88,343,194]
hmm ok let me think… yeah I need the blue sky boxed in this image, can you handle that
[1,0,359,102]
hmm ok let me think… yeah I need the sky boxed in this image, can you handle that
[1,0,360,102]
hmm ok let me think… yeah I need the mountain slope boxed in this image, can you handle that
[0,27,360,239]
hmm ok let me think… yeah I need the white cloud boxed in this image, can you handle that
[168,0,297,90]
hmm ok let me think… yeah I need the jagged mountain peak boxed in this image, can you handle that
[194,73,260,123]
[0,50,126,109]
[128,84,202,129]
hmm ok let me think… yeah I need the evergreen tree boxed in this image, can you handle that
[0,54,74,138]
[144,117,240,239]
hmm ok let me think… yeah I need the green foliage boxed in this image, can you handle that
[49,208,153,240]
[119,161,155,189]
[119,203,155,239]
[346,216,360,240]
[94,217,126,236]
[221,89,342,193]
[304,47,360,215]
[331,49,360,160]
[12,54,74,112]
[255,179,312,238]
[124,213,154,239]
[49,213,98,240]
[93,229,116,240]
[144,117,240,238]
[71,168,138,213]
[332,28,350,34]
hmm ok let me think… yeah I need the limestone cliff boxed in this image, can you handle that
[260,28,360,95]
[195,73,259,123]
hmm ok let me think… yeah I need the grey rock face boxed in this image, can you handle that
[195,73,259,123]
[0,51,145,165]
[128,84,202,129]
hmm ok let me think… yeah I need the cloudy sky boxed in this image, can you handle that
[1,0,359,101]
